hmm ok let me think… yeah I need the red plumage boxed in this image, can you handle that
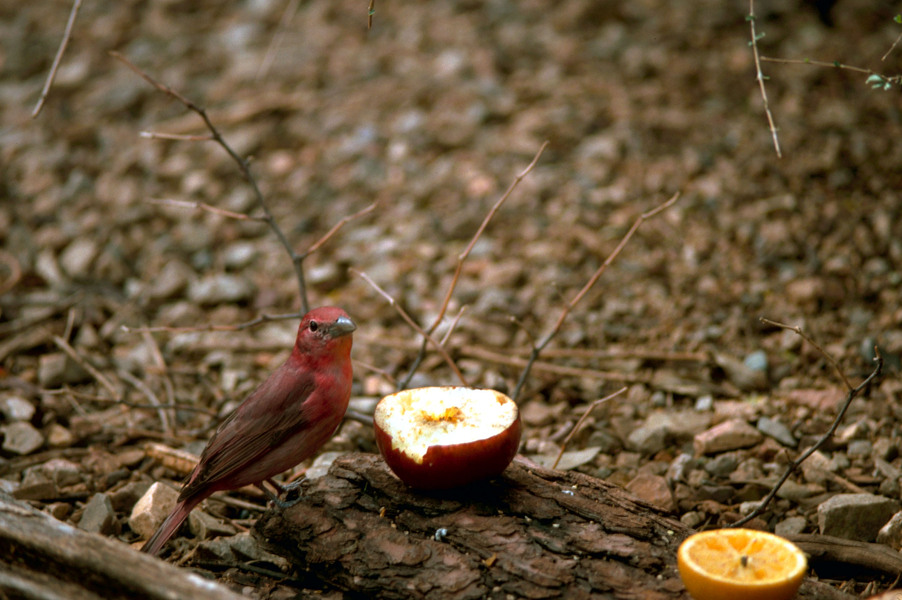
[141,306,356,555]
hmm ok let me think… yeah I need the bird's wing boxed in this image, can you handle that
[179,367,315,501]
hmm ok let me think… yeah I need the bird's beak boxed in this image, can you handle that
[330,315,357,337]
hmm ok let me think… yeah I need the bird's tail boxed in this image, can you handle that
[140,495,203,555]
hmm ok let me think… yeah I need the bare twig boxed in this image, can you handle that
[760,318,853,390]
[760,56,902,88]
[118,369,172,435]
[748,0,782,158]
[139,131,215,142]
[368,0,376,29]
[552,387,626,470]
[350,268,468,386]
[32,0,83,118]
[304,202,378,258]
[882,30,902,62]
[462,345,650,384]
[257,0,302,81]
[398,142,548,390]
[51,335,120,400]
[110,50,311,312]
[142,329,177,426]
[730,326,883,528]
[147,198,262,222]
[122,311,301,334]
[512,192,680,402]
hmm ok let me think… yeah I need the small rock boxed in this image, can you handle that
[520,400,557,427]
[800,449,837,485]
[704,453,739,478]
[45,502,72,520]
[60,238,99,278]
[743,350,768,373]
[817,493,900,541]
[1,422,44,455]
[775,516,808,536]
[665,453,696,483]
[38,353,90,387]
[756,416,797,448]
[0,395,35,421]
[109,480,151,512]
[625,473,675,512]
[680,511,704,529]
[148,259,193,301]
[713,353,767,391]
[35,249,66,287]
[306,451,345,480]
[694,395,713,411]
[188,274,255,305]
[693,419,763,455]
[130,481,179,539]
[79,493,116,534]
[222,242,258,270]
[847,439,872,458]
[46,423,75,448]
[775,480,823,501]
[189,509,237,541]
[626,423,669,455]
[41,458,83,487]
[873,439,899,462]
[877,511,902,549]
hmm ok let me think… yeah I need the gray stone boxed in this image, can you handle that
[693,419,763,455]
[60,238,99,278]
[79,493,115,534]
[189,509,237,541]
[626,423,668,454]
[1,422,44,455]
[704,453,739,478]
[775,516,808,536]
[817,493,900,541]
[130,481,179,539]
[847,439,872,458]
[0,395,35,422]
[877,511,902,550]
[38,353,90,387]
[188,274,255,305]
[148,259,193,301]
[46,423,75,448]
[756,416,797,447]
[41,458,83,487]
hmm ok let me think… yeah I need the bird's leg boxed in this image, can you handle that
[256,477,305,508]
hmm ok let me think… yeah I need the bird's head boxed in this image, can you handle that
[293,306,356,357]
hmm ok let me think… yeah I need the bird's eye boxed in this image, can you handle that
[308,320,319,332]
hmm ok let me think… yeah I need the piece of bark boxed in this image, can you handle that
[255,453,854,600]
[0,491,244,600]
[788,533,902,577]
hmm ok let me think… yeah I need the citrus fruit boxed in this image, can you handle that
[677,528,807,600]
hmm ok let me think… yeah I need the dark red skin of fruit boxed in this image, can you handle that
[374,415,522,490]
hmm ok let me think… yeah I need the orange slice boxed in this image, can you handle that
[677,529,807,600]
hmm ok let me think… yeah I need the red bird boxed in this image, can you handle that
[141,306,356,555]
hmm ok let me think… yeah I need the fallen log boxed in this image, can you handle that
[254,453,853,599]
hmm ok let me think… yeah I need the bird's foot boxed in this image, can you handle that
[258,477,305,508]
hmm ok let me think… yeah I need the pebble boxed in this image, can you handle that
[148,259,192,301]
[743,350,768,373]
[0,395,35,422]
[109,480,151,512]
[1,421,44,455]
[704,453,738,478]
[817,493,900,541]
[846,439,872,458]
[59,238,99,278]
[189,509,237,541]
[79,493,116,535]
[877,511,902,550]
[693,419,763,455]
[129,481,179,539]
[46,423,75,448]
[800,449,837,485]
[38,353,90,387]
[713,353,767,391]
[223,242,258,270]
[187,274,255,305]
[41,458,83,487]
[625,473,675,512]
[756,416,797,448]
[775,516,808,536]
[626,423,668,455]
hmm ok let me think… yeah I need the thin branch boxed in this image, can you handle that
[147,198,263,221]
[552,387,626,470]
[512,192,681,402]
[51,335,120,400]
[303,202,377,257]
[32,0,83,118]
[882,30,902,62]
[118,369,172,435]
[121,311,302,334]
[368,0,376,29]
[350,268,468,386]
[760,318,853,390]
[748,0,782,158]
[398,142,548,389]
[730,336,883,528]
[257,0,301,81]
[109,50,310,313]
[139,131,215,142]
